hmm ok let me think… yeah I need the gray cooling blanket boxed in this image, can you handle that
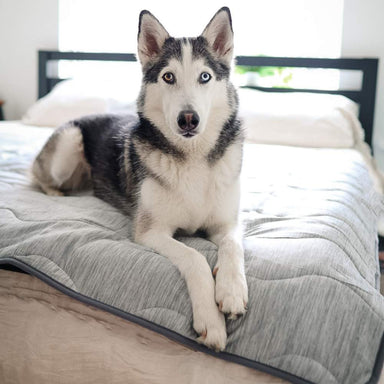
[1,122,384,384]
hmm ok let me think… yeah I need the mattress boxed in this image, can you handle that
[1,121,384,384]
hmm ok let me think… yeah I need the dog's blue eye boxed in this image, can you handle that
[162,72,175,84]
[200,72,212,84]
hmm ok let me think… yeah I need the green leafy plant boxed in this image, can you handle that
[235,65,293,88]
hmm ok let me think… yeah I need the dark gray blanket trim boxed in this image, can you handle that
[1,258,383,384]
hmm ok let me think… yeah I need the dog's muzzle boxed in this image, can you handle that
[177,110,200,138]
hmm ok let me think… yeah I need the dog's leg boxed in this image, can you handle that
[135,228,227,351]
[209,226,248,320]
[32,125,90,195]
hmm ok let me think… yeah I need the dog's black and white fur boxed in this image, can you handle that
[32,7,248,351]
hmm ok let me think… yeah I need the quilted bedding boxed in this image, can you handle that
[0,121,384,384]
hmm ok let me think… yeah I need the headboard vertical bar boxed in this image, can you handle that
[359,59,378,146]
[38,51,49,99]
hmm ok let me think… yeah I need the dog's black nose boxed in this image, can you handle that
[177,110,199,132]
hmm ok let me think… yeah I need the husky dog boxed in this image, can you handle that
[31,7,248,351]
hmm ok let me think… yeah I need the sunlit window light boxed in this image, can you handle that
[58,0,344,90]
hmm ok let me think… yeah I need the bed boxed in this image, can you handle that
[0,51,383,384]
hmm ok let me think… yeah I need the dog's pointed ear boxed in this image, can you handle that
[202,7,234,63]
[138,10,170,66]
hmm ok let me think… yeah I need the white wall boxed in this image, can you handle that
[341,0,384,170]
[0,0,58,120]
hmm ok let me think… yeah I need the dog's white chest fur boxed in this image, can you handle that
[140,143,241,234]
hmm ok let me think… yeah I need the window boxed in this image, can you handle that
[59,0,343,57]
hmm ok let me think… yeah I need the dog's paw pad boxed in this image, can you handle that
[45,188,64,196]
[227,313,238,320]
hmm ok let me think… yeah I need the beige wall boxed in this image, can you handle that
[0,0,58,120]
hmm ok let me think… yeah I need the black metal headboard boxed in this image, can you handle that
[38,51,137,98]
[38,50,378,147]
[236,56,378,147]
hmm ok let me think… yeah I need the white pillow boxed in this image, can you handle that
[22,77,140,127]
[239,88,360,148]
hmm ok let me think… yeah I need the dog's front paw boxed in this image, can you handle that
[193,305,227,352]
[213,261,248,320]
[43,186,64,196]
